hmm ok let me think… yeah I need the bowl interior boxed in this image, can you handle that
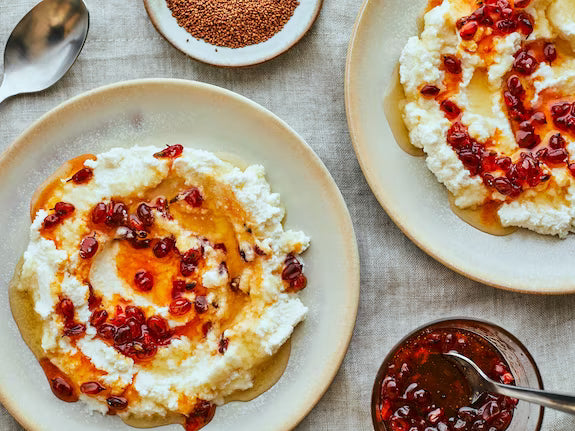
[371,318,544,431]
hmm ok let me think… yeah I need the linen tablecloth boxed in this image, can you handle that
[1,1,574,430]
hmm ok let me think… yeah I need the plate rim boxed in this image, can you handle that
[0,78,360,430]
[344,0,574,295]
[142,0,324,68]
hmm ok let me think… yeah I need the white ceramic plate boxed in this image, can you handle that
[346,0,575,294]
[0,79,359,430]
[143,0,323,67]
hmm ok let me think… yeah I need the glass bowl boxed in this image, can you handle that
[371,318,544,431]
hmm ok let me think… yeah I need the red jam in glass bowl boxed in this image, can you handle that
[373,326,520,431]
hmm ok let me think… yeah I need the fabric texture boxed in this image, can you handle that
[0,0,574,430]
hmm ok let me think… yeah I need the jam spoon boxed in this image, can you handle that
[444,351,575,414]
[0,0,89,105]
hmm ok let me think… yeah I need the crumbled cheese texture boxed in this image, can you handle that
[398,0,575,237]
[17,146,310,417]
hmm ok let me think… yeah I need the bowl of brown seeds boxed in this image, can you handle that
[143,0,323,67]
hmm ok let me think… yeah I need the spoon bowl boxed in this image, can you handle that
[0,0,89,104]
[445,351,575,416]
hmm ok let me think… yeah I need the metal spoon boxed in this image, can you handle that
[444,352,575,415]
[0,0,89,105]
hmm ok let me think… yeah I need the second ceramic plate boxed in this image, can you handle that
[0,79,359,430]
[346,0,575,294]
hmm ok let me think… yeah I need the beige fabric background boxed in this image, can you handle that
[0,0,574,430]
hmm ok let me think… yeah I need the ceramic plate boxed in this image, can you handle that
[0,79,359,430]
[143,0,323,67]
[346,0,575,294]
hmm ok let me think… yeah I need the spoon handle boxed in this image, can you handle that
[494,382,575,415]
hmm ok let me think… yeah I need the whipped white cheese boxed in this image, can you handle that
[398,0,575,237]
[16,145,310,418]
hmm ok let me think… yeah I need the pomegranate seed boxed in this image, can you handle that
[514,0,530,7]
[114,324,133,345]
[516,129,540,148]
[90,309,108,327]
[549,133,566,149]
[290,274,308,291]
[218,337,229,354]
[496,157,512,171]
[202,321,213,337]
[171,280,186,298]
[126,306,146,323]
[459,20,478,39]
[516,12,534,35]
[43,214,61,229]
[491,411,512,429]
[79,236,98,259]
[127,318,142,339]
[568,163,575,177]
[153,237,175,258]
[107,202,128,225]
[544,43,557,63]
[54,202,75,216]
[483,173,495,187]
[420,85,440,97]
[381,377,400,400]
[64,323,86,337]
[184,188,204,207]
[147,315,171,339]
[169,297,192,315]
[513,50,538,75]
[447,122,470,148]
[506,75,524,96]
[428,407,444,424]
[134,341,158,361]
[134,270,154,291]
[518,121,533,132]
[153,144,183,159]
[127,214,145,231]
[456,17,467,29]
[545,148,568,164]
[98,324,117,339]
[80,381,105,395]
[182,248,202,265]
[91,203,107,224]
[493,177,514,195]
[180,261,196,276]
[194,296,209,314]
[58,298,75,320]
[503,91,520,107]
[51,377,73,399]
[443,55,462,74]
[107,396,128,410]
[495,18,516,33]
[282,254,303,281]
[136,203,154,226]
[70,167,93,184]
[530,111,546,124]
[552,102,571,118]
[440,100,461,119]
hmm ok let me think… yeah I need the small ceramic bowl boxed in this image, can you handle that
[371,318,544,431]
[143,0,323,67]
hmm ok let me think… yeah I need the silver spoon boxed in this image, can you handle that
[445,352,575,415]
[0,0,89,105]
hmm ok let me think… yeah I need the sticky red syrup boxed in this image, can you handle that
[374,328,517,431]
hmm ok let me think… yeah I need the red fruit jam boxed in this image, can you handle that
[374,328,518,431]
